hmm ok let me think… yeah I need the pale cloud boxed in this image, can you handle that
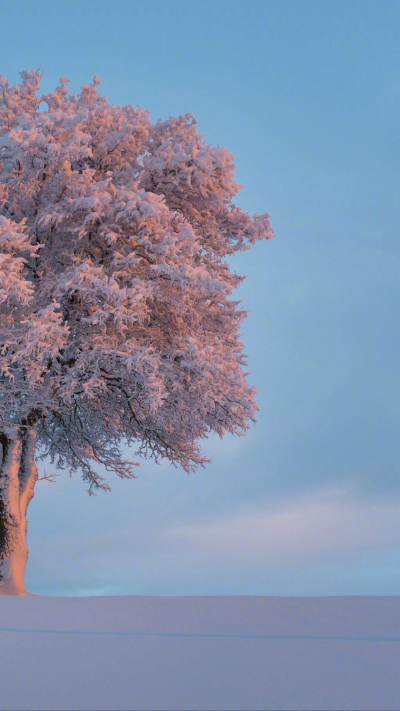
[164,489,400,569]
[28,483,400,595]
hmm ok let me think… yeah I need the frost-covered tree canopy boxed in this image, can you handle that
[0,70,273,492]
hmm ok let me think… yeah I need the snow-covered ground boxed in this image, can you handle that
[0,595,399,710]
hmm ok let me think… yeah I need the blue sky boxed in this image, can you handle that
[2,0,399,595]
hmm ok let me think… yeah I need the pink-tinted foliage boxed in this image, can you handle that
[0,71,273,492]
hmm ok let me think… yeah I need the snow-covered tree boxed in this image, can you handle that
[0,71,273,594]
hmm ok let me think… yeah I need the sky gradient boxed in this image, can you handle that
[1,0,399,595]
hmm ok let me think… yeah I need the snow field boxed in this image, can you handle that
[0,595,399,710]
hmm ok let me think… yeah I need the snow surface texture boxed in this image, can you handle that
[0,596,399,711]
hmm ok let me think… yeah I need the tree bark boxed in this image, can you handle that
[0,425,38,595]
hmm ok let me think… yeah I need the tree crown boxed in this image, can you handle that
[0,71,272,491]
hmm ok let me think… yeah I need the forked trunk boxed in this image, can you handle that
[0,426,38,595]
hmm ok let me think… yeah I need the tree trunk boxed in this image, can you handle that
[0,426,38,595]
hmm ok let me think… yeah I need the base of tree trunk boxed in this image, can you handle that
[0,426,38,596]
[0,586,35,596]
